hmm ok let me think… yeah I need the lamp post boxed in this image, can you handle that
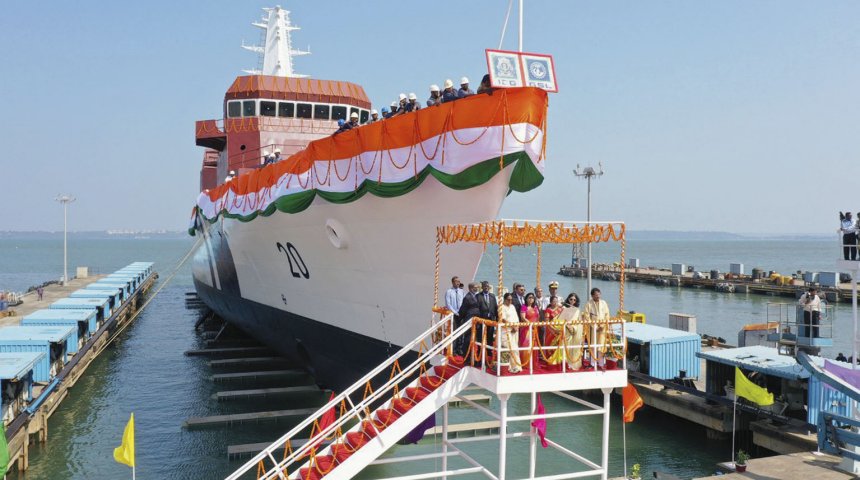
[574,163,604,295]
[55,194,76,285]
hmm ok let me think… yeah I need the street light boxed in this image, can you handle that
[573,163,604,295]
[55,194,76,286]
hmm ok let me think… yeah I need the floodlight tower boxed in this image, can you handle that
[574,163,604,294]
[55,194,76,285]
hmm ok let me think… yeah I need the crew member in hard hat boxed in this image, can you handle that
[261,150,272,165]
[273,148,282,162]
[334,116,353,135]
[393,93,408,116]
[458,76,474,98]
[389,101,399,116]
[381,107,391,119]
[369,109,380,123]
[441,79,459,103]
[404,93,421,112]
[225,170,236,182]
[427,84,442,107]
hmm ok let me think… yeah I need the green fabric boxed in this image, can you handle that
[0,421,9,477]
[191,151,544,231]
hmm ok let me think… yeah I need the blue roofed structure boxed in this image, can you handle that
[617,322,701,379]
[69,289,120,311]
[22,309,97,350]
[0,352,45,424]
[0,326,75,382]
[50,297,110,321]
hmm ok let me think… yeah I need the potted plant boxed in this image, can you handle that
[735,449,749,472]
[629,463,641,480]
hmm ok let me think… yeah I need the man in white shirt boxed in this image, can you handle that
[535,287,550,311]
[840,211,857,260]
[798,287,821,338]
[584,287,611,367]
[445,276,465,315]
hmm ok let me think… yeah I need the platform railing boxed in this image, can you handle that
[469,317,627,375]
[226,312,463,480]
[838,231,860,262]
[766,302,834,347]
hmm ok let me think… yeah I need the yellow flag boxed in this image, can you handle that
[734,367,773,406]
[113,413,135,468]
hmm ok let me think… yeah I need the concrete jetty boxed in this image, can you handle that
[693,451,854,479]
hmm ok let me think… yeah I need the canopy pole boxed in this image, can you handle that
[498,221,506,302]
[536,242,542,290]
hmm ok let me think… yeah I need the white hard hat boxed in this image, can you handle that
[430,84,440,92]
[350,111,359,118]
[262,151,270,157]
[229,170,236,175]
[391,101,397,107]
[274,148,281,154]
[460,76,469,85]
[399,93,407,101]
[444,79,453,89]
[408,93,417,100]
[371,109,378,115]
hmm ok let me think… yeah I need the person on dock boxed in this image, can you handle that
[836,352,848,362]
[584,288,610,367]
[36,286,44,301]
[798,287,821,338]
[498,293,522,373]
[840,211,857,260]
[457,282,482,357]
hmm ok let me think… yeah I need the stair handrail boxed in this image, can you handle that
[226,311,459,480]
[259,319,471,480]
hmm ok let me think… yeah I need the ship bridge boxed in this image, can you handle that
[195,6,372,191]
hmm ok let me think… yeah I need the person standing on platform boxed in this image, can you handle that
[798,287,821,338]
[584,287,611,367]
[498,293,522,373]
[456,282,482,357]
[477,281,498,356]
[458,77,474,98]
[441,79,459,103]
[548,281,560,303]
[536,286,550,311]
[445,276,465,334]
[36,286,44,301]
[840,211,857,260]
[512,283,526,312]
[427,84,442,107]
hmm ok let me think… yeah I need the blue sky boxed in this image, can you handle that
[1,1,857,234]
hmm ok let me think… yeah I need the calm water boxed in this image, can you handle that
[0,234,851,479]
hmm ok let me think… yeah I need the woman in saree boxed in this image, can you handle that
[519,293,540,367]
[543,296,564,362]
[548,293,585,369]
[498,292,522,373]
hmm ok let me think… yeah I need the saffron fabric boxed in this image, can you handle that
[622,384,644,423]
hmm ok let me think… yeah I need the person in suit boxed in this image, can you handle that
[457,282,482,357]
[477,281,498,358]
[512,283,526,312]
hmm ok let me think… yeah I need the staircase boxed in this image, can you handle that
[227,312,630,480]
[226,313,473,480]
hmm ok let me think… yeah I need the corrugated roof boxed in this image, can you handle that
[70,290,116,299]
[51,298,109,309]
[622,322,701,345]
[0,325,75,343]
[0,352,46,380]
[225,76,371,108]
[697,345,811,380]
[23,309,95,321]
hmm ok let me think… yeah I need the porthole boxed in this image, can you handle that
[325,219,349,249]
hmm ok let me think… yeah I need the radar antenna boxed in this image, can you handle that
[242,6,310,77]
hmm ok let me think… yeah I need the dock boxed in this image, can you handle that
[693,451,854,479]
[559,264,855,303]
[0,263,157,473]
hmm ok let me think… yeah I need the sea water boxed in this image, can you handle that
[0,233,849,479]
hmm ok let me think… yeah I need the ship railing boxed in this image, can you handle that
[469,317,627,375]
[226,310,465,480]
[766,302,835,348]
[228,142,295,171]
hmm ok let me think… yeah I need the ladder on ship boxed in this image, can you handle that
[226,311,629,480]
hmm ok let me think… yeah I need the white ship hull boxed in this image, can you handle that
[192,166,515,387]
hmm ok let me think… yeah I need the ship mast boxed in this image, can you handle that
[242,6,310,77]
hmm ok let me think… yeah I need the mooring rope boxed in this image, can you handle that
[91,235,203,358]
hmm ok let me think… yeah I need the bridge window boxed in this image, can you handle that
[296,103,312,119]
[278,102,295,118]
[331,106,347,121]
[314,104,330,120]
[260,101,276,117]
[360,109,369,124]
[242,100,256,117]
[227,101,241,118]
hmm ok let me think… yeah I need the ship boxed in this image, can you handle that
[189,6,548,388]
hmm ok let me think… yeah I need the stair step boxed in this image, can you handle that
[210,369,307,382]
[185,346,272,357]
[392,397,416,415]
[213,386,323,401]
[375,409,401,427]
[405,387,430,402]
[209,356,288,368]
[183,407,318,428]
[433,364,460,379]
[330,443,354,464]
[419,375,445,391]
[345,431,369,449]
